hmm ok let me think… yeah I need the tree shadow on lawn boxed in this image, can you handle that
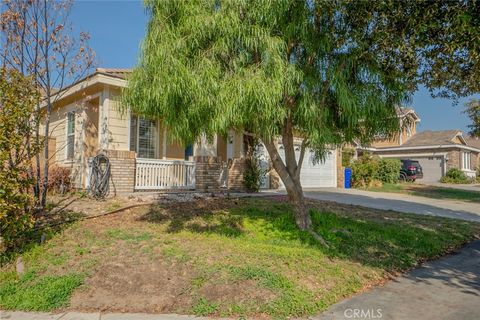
[137,196,480,273]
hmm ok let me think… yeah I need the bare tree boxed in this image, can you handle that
[0,0,95,208]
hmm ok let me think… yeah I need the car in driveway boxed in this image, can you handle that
[400,159,423,182]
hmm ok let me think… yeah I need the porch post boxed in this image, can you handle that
[162,126,167,159]
[99,87,110,150]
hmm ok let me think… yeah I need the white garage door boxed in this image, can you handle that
[413,156,444,183]
[278,146,337,188]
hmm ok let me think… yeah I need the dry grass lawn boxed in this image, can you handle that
[1,195,479,319]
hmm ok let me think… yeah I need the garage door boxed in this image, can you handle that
[412,156,444,183]
[278,146,337,188]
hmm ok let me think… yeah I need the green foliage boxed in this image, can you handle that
[465,99,480,137]
[341,148,355,167]
[350,154,380,188]
[123,0,480,224]
[123,0,414,156]
[378,158,402,184]
[351,155,400,187]
[124,0,480,154]
[192,297,218,316]
[243,155,266,193]
[0,271,83,311]
[0,68,40,254]
[440,168,474,184]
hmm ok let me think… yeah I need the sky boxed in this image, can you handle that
[71,0,478,133]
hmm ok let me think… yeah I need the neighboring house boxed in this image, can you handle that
[40,68,343,194]
[358,109,480,182]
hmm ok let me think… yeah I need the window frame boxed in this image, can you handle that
[462,151,471,170]
[65,111,75,160]
[129,114,158,159]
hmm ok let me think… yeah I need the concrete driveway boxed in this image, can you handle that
[302,188,480,222]
[314,240,480,320]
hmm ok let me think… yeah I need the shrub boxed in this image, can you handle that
[350,154,380,188]
[378,158,402,184]
[341,148,355,167]
[47,166,72,194]
[0,68,39,253]
[440,168,473,184]
[351,154,401,188]
[243,156,266,193]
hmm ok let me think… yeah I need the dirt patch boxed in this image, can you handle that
[69,257,195,313]
[199,279,276,305]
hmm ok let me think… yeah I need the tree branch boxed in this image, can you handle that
[295,139,308,179]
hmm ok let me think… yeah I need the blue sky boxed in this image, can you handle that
[71,0,478,133]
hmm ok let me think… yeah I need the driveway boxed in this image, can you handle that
[314,240,480,320]
[302,188,480,222]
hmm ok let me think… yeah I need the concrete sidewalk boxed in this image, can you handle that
[0,312,205,320]
[314,240,480,320]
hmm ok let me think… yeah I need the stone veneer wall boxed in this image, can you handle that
[227,158,246,191]
[446,150,460,171]
[195,156,222,192]
[105,149,136,196]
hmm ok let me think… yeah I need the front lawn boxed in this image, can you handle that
[368,183,480,203]
[1,197,479,318]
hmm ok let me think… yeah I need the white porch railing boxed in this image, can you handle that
[135,158,196,190]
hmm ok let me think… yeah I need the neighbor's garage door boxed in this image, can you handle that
[278,145,337,188]
[413,156,444,183]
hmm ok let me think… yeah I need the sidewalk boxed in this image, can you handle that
[314,240,480,320]
[0,312,205,320]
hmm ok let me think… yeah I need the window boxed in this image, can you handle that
[129,115,157,158]
[66,112,75,160]
[462,152,471,170]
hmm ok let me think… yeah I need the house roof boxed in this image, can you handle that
[96,68,132,80]
[396,107,421,121]
[401,130,464,147]
[466,136,480,149]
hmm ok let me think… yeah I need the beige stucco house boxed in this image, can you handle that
[41,68,344,194]
[358,109,480,182]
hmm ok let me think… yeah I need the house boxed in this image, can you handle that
[358,108,480,182]
[40,68,344,194]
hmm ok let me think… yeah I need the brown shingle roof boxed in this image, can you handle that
[401,130,463,147]
[466,136,480,149]
[96,68,132,79]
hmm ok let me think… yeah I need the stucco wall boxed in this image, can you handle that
[107,88,129,151]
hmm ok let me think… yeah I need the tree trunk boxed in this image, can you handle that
[285,175,311,230]
[263,138,328,246]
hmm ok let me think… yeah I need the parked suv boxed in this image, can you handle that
[400,159,423,182]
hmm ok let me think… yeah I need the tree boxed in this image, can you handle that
[123,0,480,243]
[465,99,480,137]
[0,0,95,208]
[0,68,39,254]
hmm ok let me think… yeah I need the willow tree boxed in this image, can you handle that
[124,0,479,241]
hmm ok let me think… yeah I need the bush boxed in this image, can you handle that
[350,154,401,188]
[440,168,474,184]
[350,154,380,188]
[47,166,72,194]
[341,148,355,167]
[0,68,39,253]
[378,158,402,184]
[243,156,265,192]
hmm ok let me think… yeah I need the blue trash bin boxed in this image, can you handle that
[344,167,352,189]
